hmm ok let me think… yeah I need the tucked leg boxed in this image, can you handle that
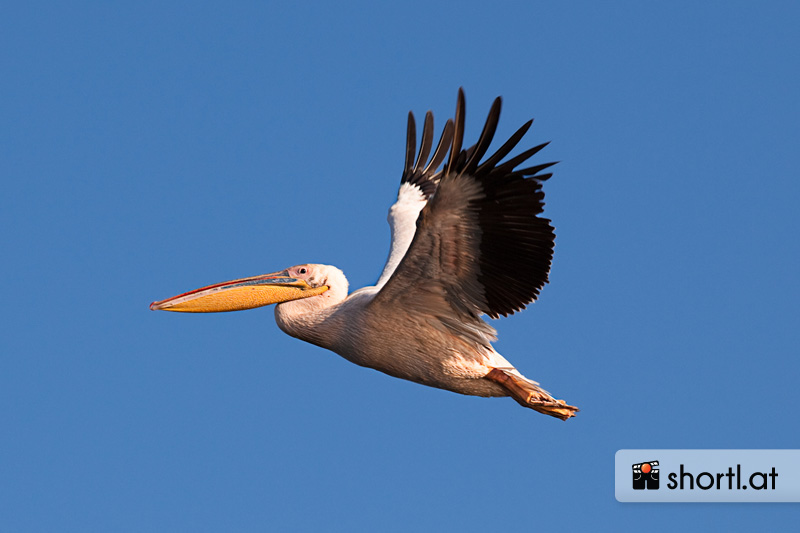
[485,368,578,421]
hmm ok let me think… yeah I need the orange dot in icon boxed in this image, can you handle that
[641,463,652,474]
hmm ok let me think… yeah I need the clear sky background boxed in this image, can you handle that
[2,2,799,531]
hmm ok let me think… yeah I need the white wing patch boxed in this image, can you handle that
[374,182,428,289]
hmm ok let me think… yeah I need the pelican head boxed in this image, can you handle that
[149,264,339,313]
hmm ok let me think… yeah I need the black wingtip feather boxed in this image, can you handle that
[464,96,501,175]
[424,119,454,176]
[413,111,435,174]
[404,112,416,177]
[445,88,466,176]
[490,142,551,177]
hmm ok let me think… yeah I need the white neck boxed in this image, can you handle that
[274,266,349,349]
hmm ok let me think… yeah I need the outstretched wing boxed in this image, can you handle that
[374,110,454,288]
[371,89,556,344]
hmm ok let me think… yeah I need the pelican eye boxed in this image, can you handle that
[298,267,308,275]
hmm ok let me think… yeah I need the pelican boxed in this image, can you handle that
[151,90,577,420]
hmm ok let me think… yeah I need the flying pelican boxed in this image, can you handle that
[150,89,577,420]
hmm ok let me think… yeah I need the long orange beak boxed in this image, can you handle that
[150,271,329,313]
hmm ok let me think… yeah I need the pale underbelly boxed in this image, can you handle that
[331,337,509,398]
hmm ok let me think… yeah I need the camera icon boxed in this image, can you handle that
[632,461,659,490]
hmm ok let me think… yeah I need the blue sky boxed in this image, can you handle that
[2,1,799,531]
